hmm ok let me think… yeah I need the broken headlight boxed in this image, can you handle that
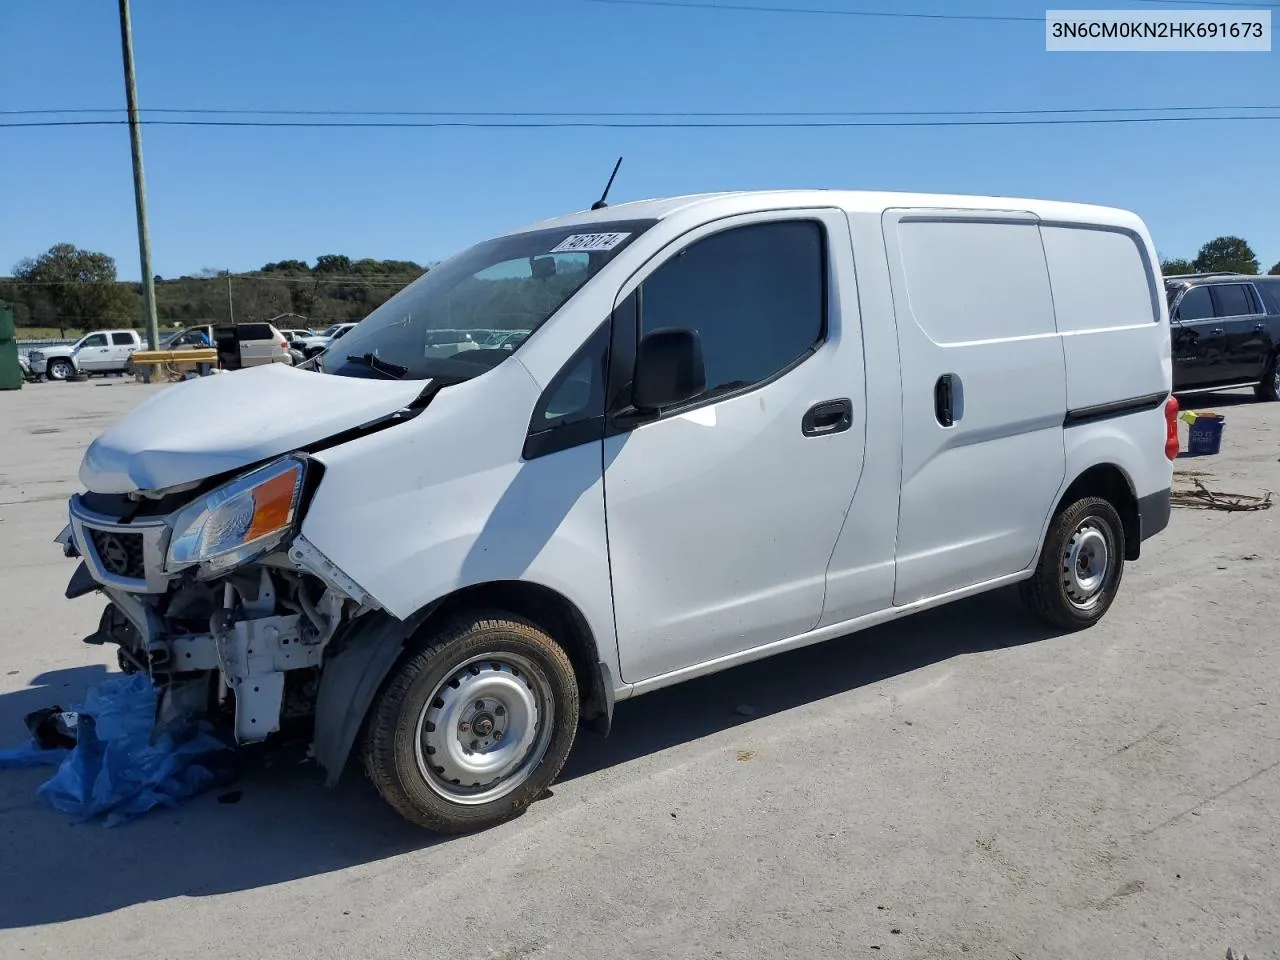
[167,457,306,576]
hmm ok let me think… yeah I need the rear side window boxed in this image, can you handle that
[896,219,1055,342]
[1041,225,1159,331]
[1209,283,1255,318]
[237,323,274,341]
[1256,279,1280,315]
[639,220,825,399]
[111,332,134,345]
[1176,286,1212,321]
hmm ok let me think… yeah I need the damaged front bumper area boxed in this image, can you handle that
[61,468,381,757]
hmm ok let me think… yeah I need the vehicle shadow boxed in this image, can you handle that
[0,587,1057,930]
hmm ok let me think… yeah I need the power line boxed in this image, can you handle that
[4,104,1280,118]
[590,0,1280,14]
[4,115,1279,129]
[2,275,418,286]
[587,0,1040,22]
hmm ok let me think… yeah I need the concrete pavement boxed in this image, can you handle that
[1,378,1277,960]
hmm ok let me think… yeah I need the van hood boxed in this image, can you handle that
[80,364,427,494]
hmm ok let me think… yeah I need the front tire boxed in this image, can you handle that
[362,611,579,833]
[1021,496,1125,632]
[47,359,73,381]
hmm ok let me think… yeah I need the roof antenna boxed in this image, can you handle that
[591,156,623,211]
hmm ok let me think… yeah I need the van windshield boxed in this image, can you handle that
[320,219,655,381]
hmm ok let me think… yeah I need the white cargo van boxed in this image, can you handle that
[58,191,1177,832]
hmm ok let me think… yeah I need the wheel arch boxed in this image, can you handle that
[312,578,614,787]
[1052,462,1140,561]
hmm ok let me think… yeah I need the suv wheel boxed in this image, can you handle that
[1255,353,1280,402]
[46,358,74,381]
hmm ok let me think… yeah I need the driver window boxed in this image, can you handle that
[80,334,108,347]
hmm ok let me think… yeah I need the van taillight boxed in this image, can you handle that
[1164,395,1180,460]
[280,341,288,350]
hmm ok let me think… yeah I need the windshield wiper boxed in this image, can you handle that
[345,353,409,379]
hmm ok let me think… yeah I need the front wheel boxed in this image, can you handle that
[1020,496,1125,632]
[46,358,74,381]
[362,612,580,833]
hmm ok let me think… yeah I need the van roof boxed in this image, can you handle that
[518,189,1145,234]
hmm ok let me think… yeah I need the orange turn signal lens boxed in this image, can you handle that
[245,462,302,542]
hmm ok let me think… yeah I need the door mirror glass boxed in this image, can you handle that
[632,327,706,411]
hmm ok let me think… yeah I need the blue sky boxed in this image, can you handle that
[3,0,1278,279]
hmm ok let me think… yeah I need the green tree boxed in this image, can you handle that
[11,243,134,336]
[1160,257,1194,275]
[1192,236,1259,275]
[1268,261,1280,276]
[314,254,353,275]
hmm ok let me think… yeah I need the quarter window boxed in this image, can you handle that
[639,221,825,401]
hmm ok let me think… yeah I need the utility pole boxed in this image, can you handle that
[226,274,235,324]
[118,0,159,350]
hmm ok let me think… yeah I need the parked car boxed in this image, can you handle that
[60,190,1174,833]
[298,322,358,358]
[279,328,314,343]
[29,329,142,380]
[212,321,294,368]
[1164,273,1280,400]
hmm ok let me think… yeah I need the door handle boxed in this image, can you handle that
[801,398,853,437]
[935,374,957,427]
[1256,322,1267,332]
[1210,328,1223,336]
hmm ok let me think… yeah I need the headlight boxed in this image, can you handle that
[167,457,306,575]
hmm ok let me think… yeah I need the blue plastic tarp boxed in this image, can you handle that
[4,673,234,826]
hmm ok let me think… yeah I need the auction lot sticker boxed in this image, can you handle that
[550,233,632,253]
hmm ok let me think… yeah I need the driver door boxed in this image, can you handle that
[75,333,110,371]
[602,211,869,684]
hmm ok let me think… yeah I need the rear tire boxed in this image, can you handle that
[1021,496,1125,632]
[1254,354,1280,402]
[362,611,579,833]
[47,359,73,381]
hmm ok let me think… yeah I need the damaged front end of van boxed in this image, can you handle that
[55,365,438,784]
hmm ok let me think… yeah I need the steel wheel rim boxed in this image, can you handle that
[1062,521,1111,609]
[413,651,555,805]
[50,361,70,380]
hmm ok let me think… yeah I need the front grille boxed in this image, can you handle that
[87,528,146,580]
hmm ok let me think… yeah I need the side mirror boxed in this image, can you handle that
[632,327,706,411]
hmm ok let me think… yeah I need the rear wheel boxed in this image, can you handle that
[362,611,579,833]
[1021,496,1125,631]
[1254,353,1280,402]
[47,358,73,381]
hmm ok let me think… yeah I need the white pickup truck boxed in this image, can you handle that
[28,329,143,380]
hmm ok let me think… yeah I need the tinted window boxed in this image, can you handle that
[236,323,274,341]
[1176,286,1212,321]
[1210,283,1255,318]
[80,334,107,347]
[1255,278,1280,315]
[111,332,134,345]
[639,221,825,399]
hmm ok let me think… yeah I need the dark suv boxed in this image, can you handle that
[1165,273,1280,401]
